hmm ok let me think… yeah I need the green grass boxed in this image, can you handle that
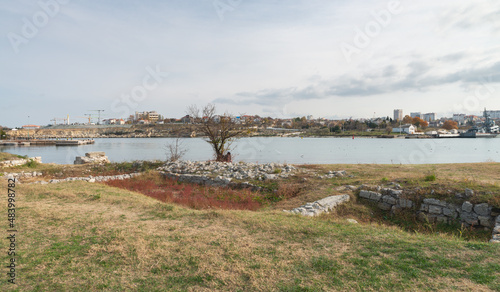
[0,152,25,162]
[0,179,498,291]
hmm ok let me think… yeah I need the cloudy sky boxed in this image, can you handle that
[1,0,499,127]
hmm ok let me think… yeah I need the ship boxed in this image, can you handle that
[460,108,499,138]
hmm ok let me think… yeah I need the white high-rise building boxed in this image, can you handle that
[394,109,403,121]
[423,113,436,122]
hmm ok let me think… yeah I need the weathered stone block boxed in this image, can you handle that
[462,201,473,213]
[465,188,474,197]
[420,204,429,212]
[460,212,479,226]
[423,198,447,207]
[378,202,392,211]
[398,198,413,209]
[442,208,458,219]
[429,205,442,215]
[478,216,492,228]
[381,188,402,197]
[493,226,500,235]
[359,190,372,199]
[382,195,397,205]
[85,152,106,158]
[474,203,491,217]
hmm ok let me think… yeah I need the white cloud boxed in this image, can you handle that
[0,0,499,127]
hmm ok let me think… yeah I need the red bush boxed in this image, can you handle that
[104,176,263,211]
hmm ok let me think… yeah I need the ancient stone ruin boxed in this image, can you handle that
[74,152,110,165]
[358,187,500,243]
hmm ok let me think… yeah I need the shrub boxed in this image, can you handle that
[24,159,39,168]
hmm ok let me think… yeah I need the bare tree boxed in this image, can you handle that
[188,103,243,162]
[165,137,187,162]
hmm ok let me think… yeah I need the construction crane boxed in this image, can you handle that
[75,116,92,125]
[50,117,68,125]
[89,110,105,125]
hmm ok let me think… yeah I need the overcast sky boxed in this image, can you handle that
[1,0,499,127]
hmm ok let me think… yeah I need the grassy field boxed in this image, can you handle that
[1,160,500,291]
[0,153,26,162]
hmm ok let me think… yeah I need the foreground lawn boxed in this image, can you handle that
[0,179,499,291]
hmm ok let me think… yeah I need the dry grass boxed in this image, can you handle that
[0,178,498,291]
[0,152,24,162]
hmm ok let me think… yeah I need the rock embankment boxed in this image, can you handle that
[285,194,351,216]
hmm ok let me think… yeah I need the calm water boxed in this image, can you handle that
[1,137,500,165]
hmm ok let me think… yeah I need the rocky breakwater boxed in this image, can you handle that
[358,186,500,243]
[74,152,110,165]
[285,194,351,217]
[157,160,297,190]
[0,157,42,168]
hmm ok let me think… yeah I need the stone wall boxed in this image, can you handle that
[358,187,500,243]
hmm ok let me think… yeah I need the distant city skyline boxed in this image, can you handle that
[1,0,499,128]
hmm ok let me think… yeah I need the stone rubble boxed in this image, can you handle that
[316,170,351,179]
[160,172,263,191]
[5,172,141,184]
[0,157,42,167]
[284,194,351,217]
[158,160,297,181]
[74,152,110,165]
[2,171,44,178]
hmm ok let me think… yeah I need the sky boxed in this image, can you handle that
[1,0,499,127]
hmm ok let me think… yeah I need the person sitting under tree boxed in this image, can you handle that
[223,151,232,163]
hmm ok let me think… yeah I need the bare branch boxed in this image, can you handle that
[188,104,242,162]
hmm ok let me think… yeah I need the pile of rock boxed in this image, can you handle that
[285,194,351,217]
[158,160,297,181]
[161,172,262,191]
[0,157,42,167]
[74,152,110,165]
[316,170,350,179]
